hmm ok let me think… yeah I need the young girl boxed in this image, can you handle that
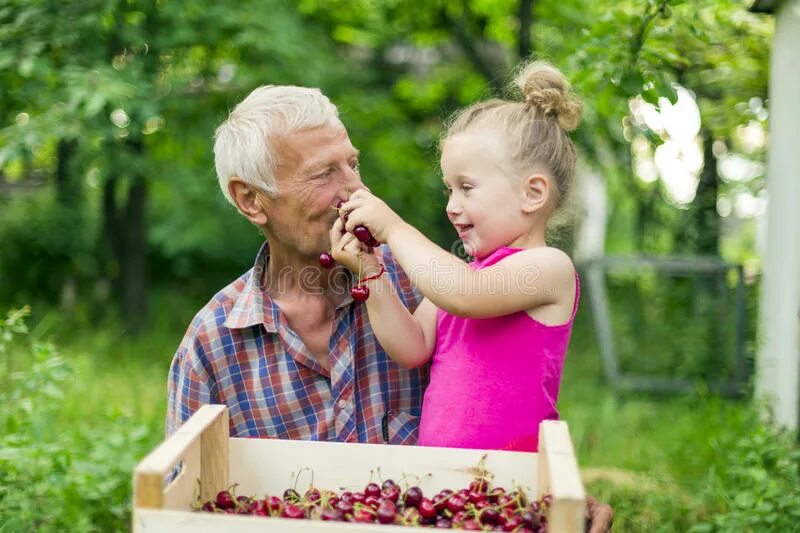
[330,61,582,452]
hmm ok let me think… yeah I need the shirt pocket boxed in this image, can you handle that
[382,411,420,445]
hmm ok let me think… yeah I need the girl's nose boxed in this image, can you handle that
[446,197,462,217]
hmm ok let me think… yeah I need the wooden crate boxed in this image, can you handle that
[133,405,585,532]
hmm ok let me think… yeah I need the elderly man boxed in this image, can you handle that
[167,85,612,530]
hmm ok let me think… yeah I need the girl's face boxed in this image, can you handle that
[440,129,530,259]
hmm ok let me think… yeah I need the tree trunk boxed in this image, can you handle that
[693,130,721,255]
[518,0,534,59]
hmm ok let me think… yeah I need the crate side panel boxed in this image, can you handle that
[227,438,538,498]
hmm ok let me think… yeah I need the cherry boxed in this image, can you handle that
[352,225,370,242]
[462,518,482,530]
[215,490,235,510]
[305,488,322,504]
[522,510,541,529]
[446,494,466,514]
[351,491,366,504]
[381,485,400,503]
[470,478,489,493]
[283,488,301,502]
[351,285,370,302]
[480,507,501,526]
[488,486,506,504]
[281,502,306,519]
[435,517,452,528]
[468,490,486,504]
[318,252,335,268]
[201,501,215,512]
[266,495,282,514]
[364,495,380,509]
[335,499,354,517]
[403,486,423,508]
[365,236,380,248]
[364,482,381,498]
[251,499,269,516]
[381,479,399,491]
[502,515,523,531]
[321,507,345,521]
[340,491,354,504]
[235,495,254,514]
[376,500,397,524]
[418,498,437,520]
[351,509,375,523]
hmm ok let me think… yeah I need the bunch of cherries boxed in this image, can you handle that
[197,476,550,531]
[319,199,381,302]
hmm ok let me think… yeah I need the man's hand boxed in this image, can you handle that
[340,189,405,245]
[585,495,614,533]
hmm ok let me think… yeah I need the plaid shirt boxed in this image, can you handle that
[167,242,429,445]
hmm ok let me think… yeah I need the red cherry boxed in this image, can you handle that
[365,236,380,247]
[283,488,301,502]
[435,517,452,528]
[468,490,486,504]
[322,507,345,521]
[446,495,466,514]
[352,225,372,243]
[251,499,269,516]
[403,486,423,508]
[351,492,366,504]
[418,498,437,520]
[266,495,282,514]
[305,488,322,504]
[281,502,306,519]
[381,486,400,503]
[335,499,354,517]
[488,487,506,504]
[376,500,397,524]
[462,518,482,530]
[215,490,235,510]
[364,482,381,498]
[470,478,489,493]
[351,285,370,302]
[351,509,375,523]
[479,507,501,525]
[364,495,380,509]
[319,252,335,268]
[235,495,254,514]
[201,501,215,512]
[381,479,399,491]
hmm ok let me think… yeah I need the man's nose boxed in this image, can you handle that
[343,165,367,192]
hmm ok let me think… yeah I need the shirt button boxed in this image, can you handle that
[338,399,348,410]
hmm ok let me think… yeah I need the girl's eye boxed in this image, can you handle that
[461,185,472,192]
[350,160,360,173]
[442,187,452,196]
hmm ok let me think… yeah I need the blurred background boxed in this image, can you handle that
[2,0,797,531]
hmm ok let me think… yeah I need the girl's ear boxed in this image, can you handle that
[229,178,269,226]
[521,174,549,214]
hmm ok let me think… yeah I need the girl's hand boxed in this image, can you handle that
[329,217,380,276]
[340,190,405,245]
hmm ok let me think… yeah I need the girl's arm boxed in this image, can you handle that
[330,218,436,368]
[342,191,575,319]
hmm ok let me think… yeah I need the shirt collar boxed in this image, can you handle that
[223,241,359,331]
[224,241,279,332]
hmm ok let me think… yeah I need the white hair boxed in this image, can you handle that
[213,85,341,204]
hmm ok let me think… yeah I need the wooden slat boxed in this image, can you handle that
[537,420,586,533]
[133,405,228,510]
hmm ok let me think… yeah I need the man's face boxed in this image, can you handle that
[261,123,364,258]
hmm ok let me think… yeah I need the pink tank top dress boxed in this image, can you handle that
[417,246,579,452]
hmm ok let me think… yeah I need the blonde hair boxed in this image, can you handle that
[214,85,340,204]
[442,61,582,212]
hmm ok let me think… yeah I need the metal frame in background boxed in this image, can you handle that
[582,255,748,397]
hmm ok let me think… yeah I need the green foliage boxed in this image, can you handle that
[0,309,158,532]
[690,411,800,532]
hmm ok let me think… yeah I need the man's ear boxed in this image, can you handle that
[229,178,269,226]
[521,174,549,214]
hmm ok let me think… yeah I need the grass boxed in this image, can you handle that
[1,291,768,531]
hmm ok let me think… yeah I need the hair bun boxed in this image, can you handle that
[515,61,582,132]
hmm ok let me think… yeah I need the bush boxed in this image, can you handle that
[690,409,800,532]
[0,307,155,532]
